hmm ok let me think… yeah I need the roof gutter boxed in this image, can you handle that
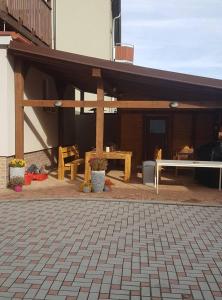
[112,13,121,60]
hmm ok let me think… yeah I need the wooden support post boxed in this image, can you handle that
[93,68,104,157]
[14,59,24,159]
[55,80,66,146]
[96,79,104,157]
[80,90,84,115]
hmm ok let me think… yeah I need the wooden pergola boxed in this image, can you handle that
[9,41,222,159]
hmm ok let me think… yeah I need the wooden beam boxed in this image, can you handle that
[96,79,104,156]
[15,59,24,159]
[22,100,99,107]
[92,68,102,78]
[55,80,66,146]
[21,99,222,109]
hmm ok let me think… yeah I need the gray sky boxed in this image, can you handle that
[122,0,222,79]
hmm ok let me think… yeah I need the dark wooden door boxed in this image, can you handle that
[144,117,169,160]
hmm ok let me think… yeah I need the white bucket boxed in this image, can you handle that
[10,167,25,179]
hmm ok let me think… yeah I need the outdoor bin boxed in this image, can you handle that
[142,161,155,186]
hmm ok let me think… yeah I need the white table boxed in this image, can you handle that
[155,160,222,194]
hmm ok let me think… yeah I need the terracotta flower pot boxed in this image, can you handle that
[104,185,112,192]
[14,185,22,192]
[24,174,32,185]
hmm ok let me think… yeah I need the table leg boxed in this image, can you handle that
[124,155,131,182]
[84,153,91,182]
[219,168,222,191]
[156,164,159,194]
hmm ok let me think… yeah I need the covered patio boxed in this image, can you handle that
[8,40,222,191]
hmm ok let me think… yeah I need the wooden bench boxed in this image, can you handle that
[58,145,84,180]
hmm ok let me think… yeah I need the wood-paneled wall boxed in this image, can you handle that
[194,113,215,148]
[120,111,218,168]
[120,113,143,169]
[172,113,193,154]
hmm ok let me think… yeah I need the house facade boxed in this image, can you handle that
[0,0,120,188]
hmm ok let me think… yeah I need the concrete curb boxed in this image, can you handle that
[0,196,222,208]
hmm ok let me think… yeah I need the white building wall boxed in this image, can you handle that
[55,0,113,60]
[0,37,15,156]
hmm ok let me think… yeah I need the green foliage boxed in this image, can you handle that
[10,176,24,187]
[9,159,26,168]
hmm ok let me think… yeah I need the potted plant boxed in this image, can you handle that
[10,176,24,192]
[9,159,26,179]
[89,157,108,192]
[104,179,114,192]
[80,181,92,193]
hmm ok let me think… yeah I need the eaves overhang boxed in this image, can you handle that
[8,40,222,102]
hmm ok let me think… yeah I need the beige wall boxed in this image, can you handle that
[24,67,58,153]
[55,0,113,59]
[0,37,58,157]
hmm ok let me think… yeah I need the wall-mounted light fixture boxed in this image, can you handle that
[169,101,179,108]
[54,100,62,107]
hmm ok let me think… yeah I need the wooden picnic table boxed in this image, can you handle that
[84,151,132,182]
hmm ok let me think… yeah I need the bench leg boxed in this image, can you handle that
[71,164,78,180]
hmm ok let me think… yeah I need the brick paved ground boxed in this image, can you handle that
[0,199,222,299]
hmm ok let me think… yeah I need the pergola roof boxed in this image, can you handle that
[8,40,222,101]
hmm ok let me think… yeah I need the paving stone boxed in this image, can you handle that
[45,296,66,300]
[0,292,15,298]
[100,283,110,293]
[76,292,88,299]
[110,294,130,300]
[87,292,99,300]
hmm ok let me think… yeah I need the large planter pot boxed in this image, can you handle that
[82,186,91,193]
[91,170,105,192]
[10,167,25,179]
